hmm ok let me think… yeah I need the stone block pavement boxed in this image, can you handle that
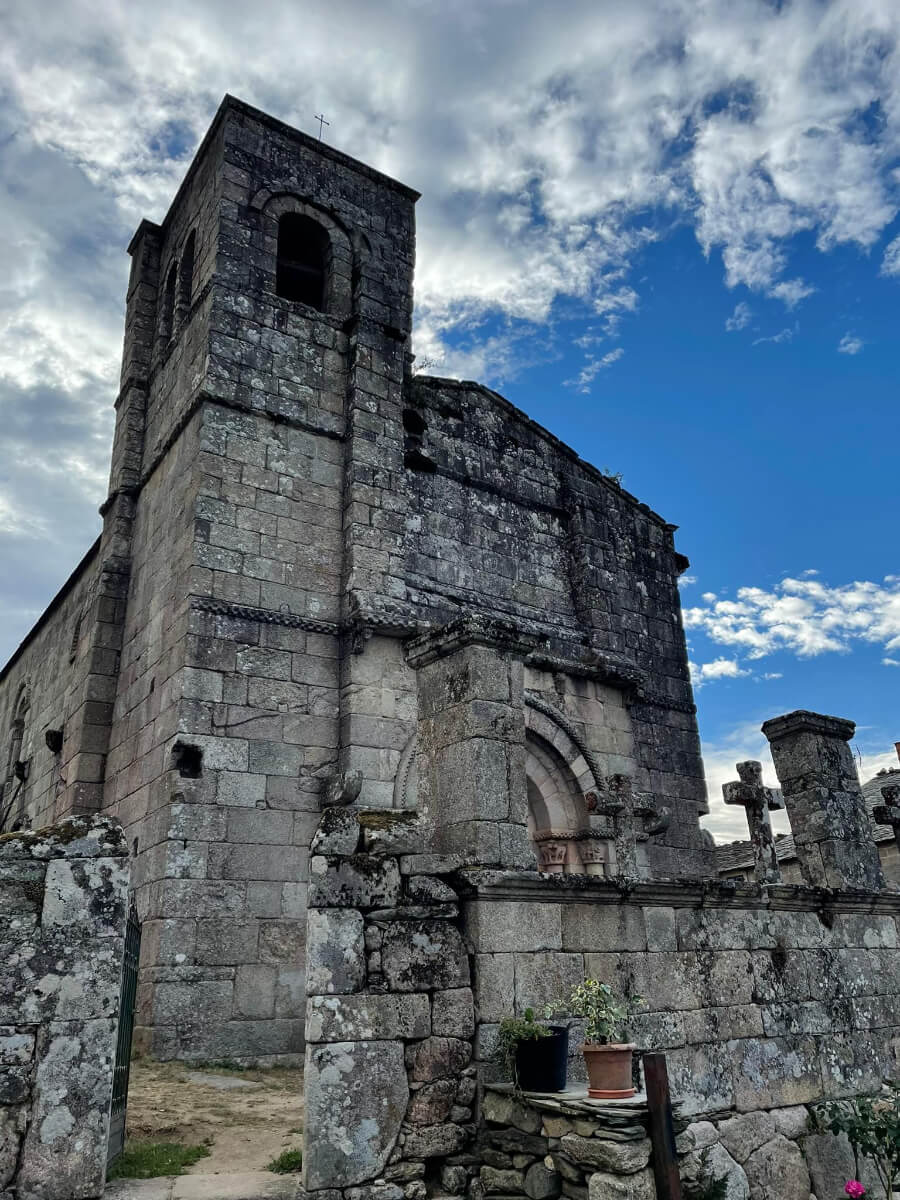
[104,1172,301,1199]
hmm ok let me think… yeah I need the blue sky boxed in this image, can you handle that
[1,0,898,840]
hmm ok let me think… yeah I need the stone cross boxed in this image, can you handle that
[722,760,784,884]
[873,783,900,853]
[602,774,667,880]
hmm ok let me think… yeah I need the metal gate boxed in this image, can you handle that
[108,898,141,1165]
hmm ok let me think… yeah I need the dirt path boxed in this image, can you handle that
[125,1060,304,1175]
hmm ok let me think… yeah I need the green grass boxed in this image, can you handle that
[107,1141,210,1180]
[267,1148,303,1174]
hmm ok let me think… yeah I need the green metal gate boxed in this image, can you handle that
[108,898,141,1165]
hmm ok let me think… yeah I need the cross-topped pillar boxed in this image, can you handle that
[762,710,885,891]
[873,783,900,855]
[722,761,784,884]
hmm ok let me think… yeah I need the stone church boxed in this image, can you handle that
[0,96,713,1063]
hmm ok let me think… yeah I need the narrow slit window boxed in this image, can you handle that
[161,263,177,340]
[276,214,329,310]
[179,230,196,313]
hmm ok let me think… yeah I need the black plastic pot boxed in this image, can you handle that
[514,1025,569,1092]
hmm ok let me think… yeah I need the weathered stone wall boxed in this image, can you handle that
[302,806,477,1199]
[464,874,900,1118]
[404,377,708,878]
[0,815,129,1200]
[480,1084,893,1200]
[302,848,900,1200]
[0,546,101,833]
[479,1087,656,1200]
[118,97,417,1062]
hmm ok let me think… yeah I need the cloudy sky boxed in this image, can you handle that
[2,0,898,841]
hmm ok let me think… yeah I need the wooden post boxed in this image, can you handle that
[643,1052,682,1200]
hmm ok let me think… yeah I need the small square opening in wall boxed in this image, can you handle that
[172,741,203,778]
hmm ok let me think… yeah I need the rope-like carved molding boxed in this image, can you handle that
[189,596,339,635]
[524,691,604,793]
[631,687,697,715]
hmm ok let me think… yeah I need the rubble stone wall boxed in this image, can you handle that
[464,874,900,1118]
[0,815,129,1200]
[480,1085,892,1200]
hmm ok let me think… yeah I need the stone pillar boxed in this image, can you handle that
[761,710,885,891]
[722,760,784,884]
[405,616,534,869]
[873,782,900,854]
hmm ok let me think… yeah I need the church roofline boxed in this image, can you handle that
[412,374,681,539]
[0,536,101,685]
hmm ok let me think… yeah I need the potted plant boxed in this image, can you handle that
[562,979,639,1099]
[497,1008,568,1093]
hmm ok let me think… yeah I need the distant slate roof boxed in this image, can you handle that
[716,766,900,873]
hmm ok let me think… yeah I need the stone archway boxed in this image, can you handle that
[392,692,606,873]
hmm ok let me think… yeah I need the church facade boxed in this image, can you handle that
[0,97,712,1061]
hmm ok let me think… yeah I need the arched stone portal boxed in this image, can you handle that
[394,693,608,874]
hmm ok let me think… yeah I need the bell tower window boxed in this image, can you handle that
[276,214,329,310]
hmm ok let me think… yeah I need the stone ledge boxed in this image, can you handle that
[455,870,900,912]
[486,1083,650,1118]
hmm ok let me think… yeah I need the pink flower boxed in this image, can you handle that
[845,1182,865,1198]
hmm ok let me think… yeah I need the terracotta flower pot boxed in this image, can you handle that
[582,1042,636,1099]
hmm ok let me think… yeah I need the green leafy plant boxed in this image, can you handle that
[496,1008,553,1083]
[555,979,640,1044]
[106,1141,210,1180]
[267,1147,303,1174]
[815,1084,900,1196]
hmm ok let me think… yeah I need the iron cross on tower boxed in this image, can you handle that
[313,112,330,140]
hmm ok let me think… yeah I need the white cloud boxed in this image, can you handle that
[678,575,698,588]
[3,0,900,658]
[688,657,750,686]
[683,575,900,663]
[884,657,900,667]
[752,326,795,346]
[769,279,815,308]
[725,301,752,331]
[882,234,900,277]
[838,332,864,355]
[565,346,624,393]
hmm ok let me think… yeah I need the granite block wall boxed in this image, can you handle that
[0,815,129,1200]
[464,874,900,1119]
[402,377,709,876]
